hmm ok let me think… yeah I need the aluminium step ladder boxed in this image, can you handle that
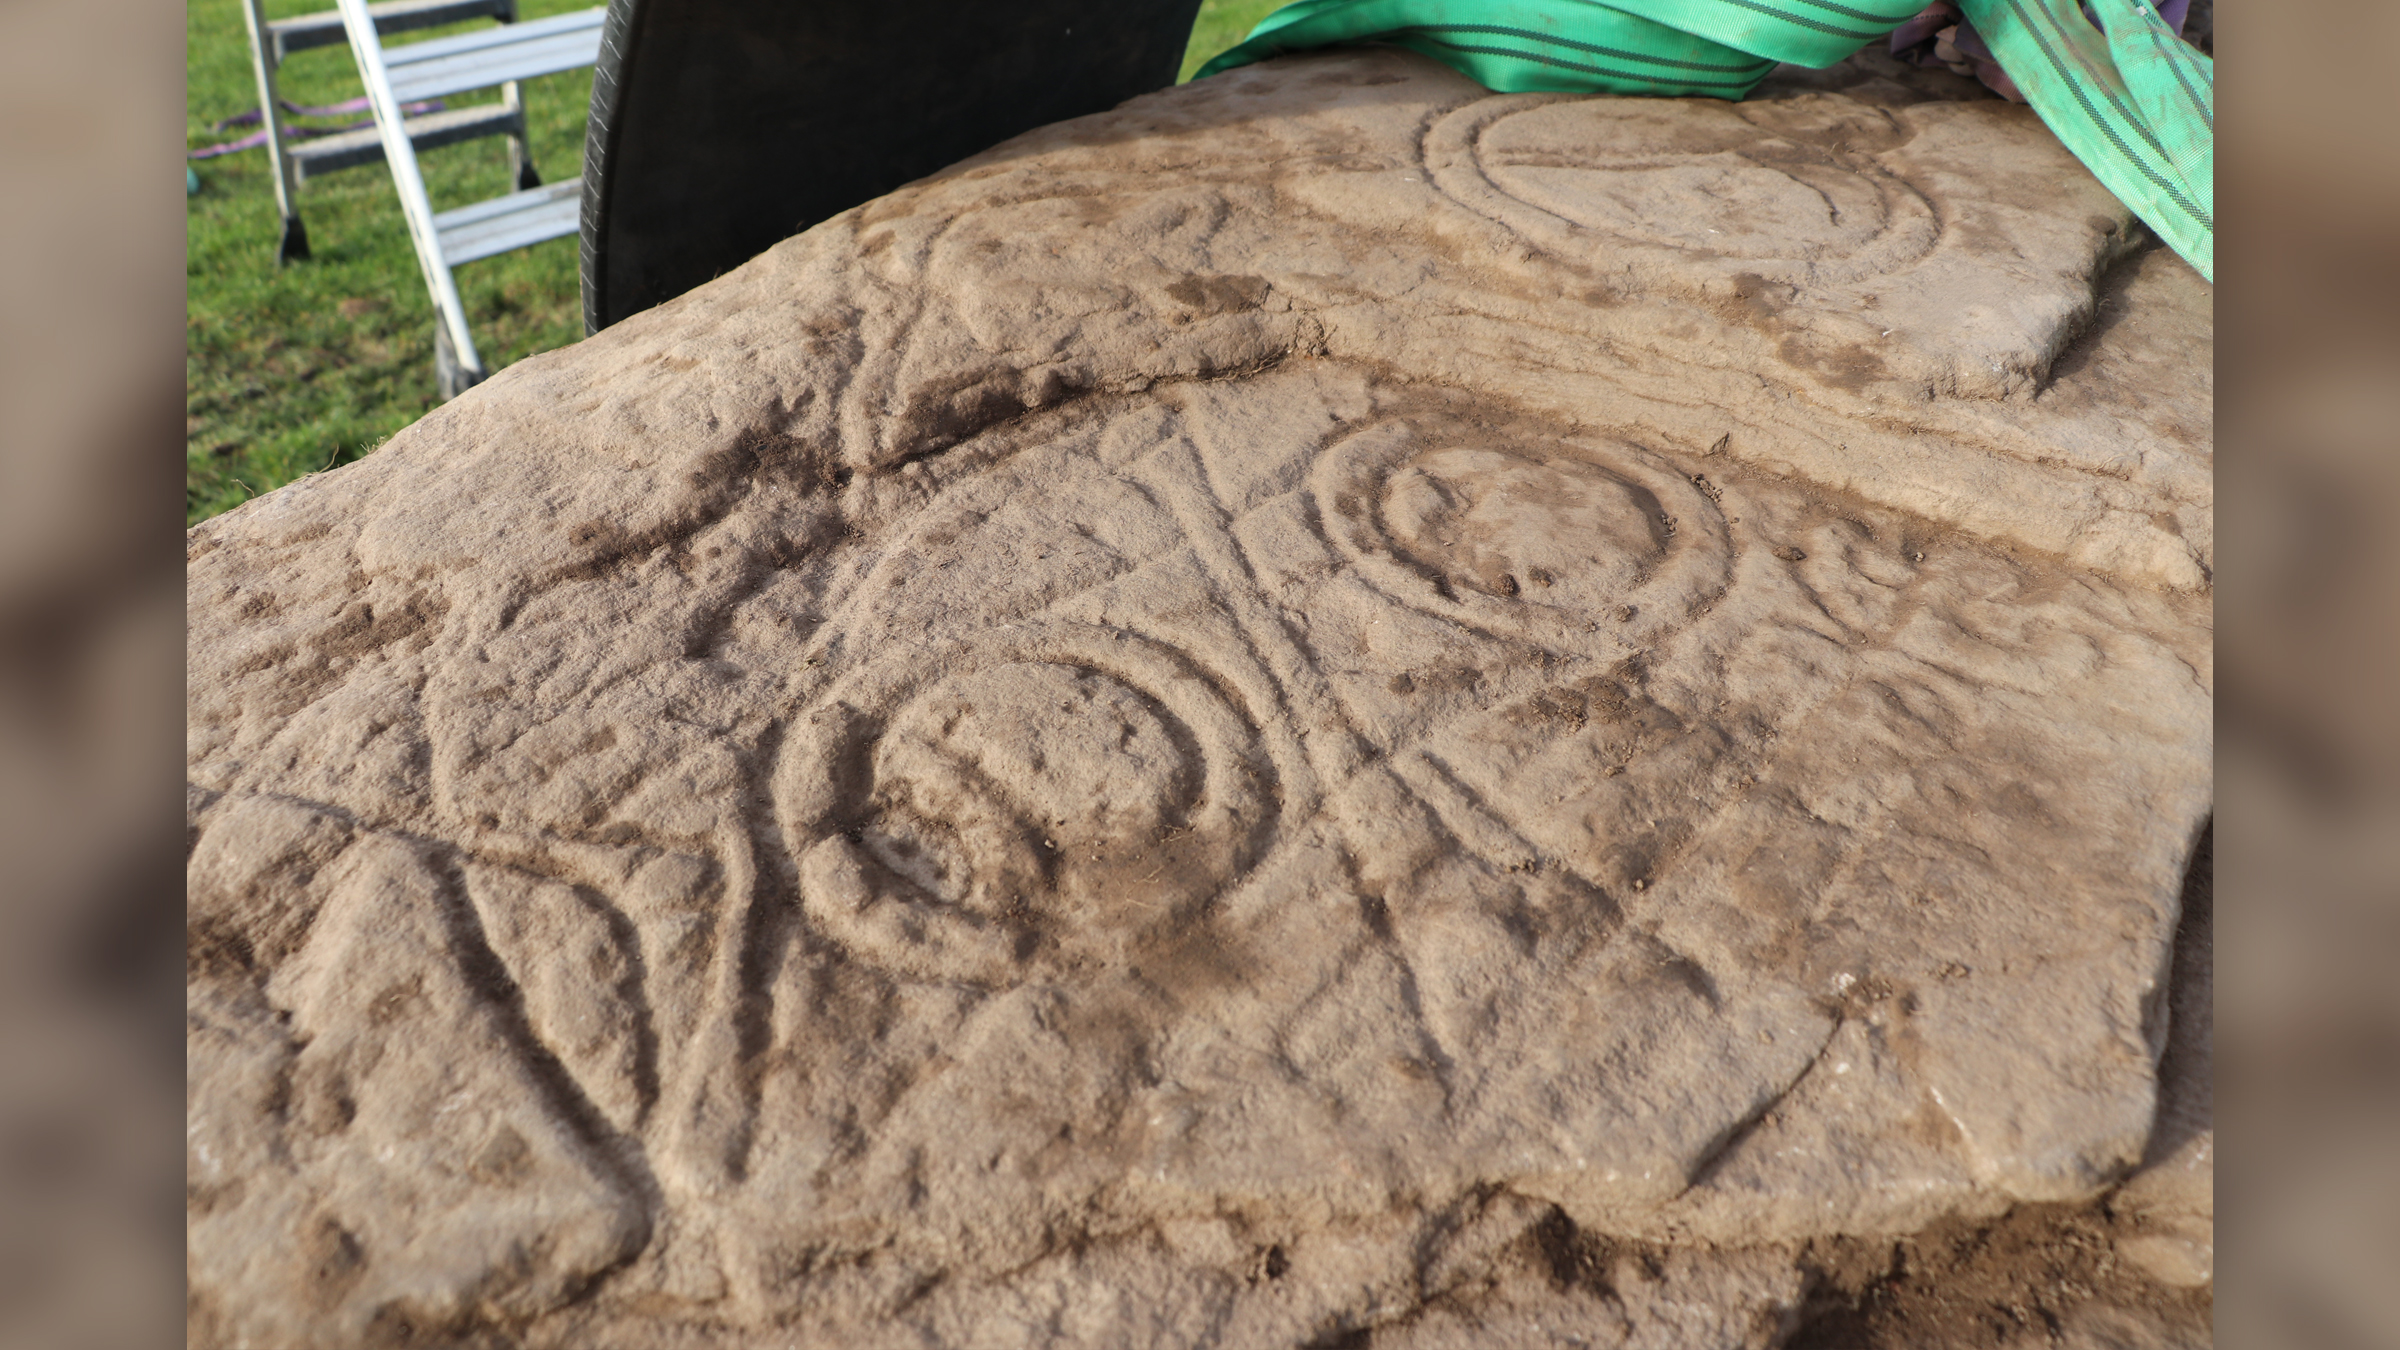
[333,0,604,398]
[243,0,546,265]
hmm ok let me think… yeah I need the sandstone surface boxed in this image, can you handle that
[187,48,2212,1348]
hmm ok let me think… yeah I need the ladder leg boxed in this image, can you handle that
[278,215,313,265]
[336,0,492,400]
[429,249,489,401]
[503,79,541,190]
[434,319,490,400]
[494,1,536,189]
[242,0,309,264]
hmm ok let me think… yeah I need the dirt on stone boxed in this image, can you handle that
[1791,1203,2212,1349]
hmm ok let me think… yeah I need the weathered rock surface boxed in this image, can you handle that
[187,49,2211,1348]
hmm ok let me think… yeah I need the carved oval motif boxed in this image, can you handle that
[1425,95,1939,285]
[776,625,1274,983]
[1311,418,1729,652]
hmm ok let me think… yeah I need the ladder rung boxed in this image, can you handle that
[382,9,605,104]
[268,0,516,62]
[435,178,583,265]
[286,102,525,183]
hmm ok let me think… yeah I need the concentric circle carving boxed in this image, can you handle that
[1425,95,1938,285]
[776,625,1273,984]
[1310,418,1729,649]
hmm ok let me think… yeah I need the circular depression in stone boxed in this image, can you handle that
[1425,96,1938,283]
[1312,419,1728,648]
[1498,152,1885,256]
[1381,447,1669,608]
[776,626,1273,984]
[862,661,1201,912]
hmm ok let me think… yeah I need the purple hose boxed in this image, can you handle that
[188,98,445,160]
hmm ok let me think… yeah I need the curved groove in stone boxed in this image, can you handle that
[1425,96,1941,287]
[777,623,1278,985]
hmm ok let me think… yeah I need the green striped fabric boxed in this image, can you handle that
[1194,0,1783,97]
[1959,0,2211,277]
[1602,0,1927,66]
[1196,0,2212,279]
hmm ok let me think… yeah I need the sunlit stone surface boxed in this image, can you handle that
[187,47,2211,1349]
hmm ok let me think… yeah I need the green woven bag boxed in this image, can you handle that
[1197,0,2212,278]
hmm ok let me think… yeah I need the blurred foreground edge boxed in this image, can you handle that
[577,0,1206,333]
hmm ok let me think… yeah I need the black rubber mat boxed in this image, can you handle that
[579,0,1205,333]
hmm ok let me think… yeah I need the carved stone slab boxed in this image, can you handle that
[187,49,2212,1349]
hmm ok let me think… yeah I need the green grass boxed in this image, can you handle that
[186,0,599,522]
[1182,0,1290,81]
[187,0,1293,524]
